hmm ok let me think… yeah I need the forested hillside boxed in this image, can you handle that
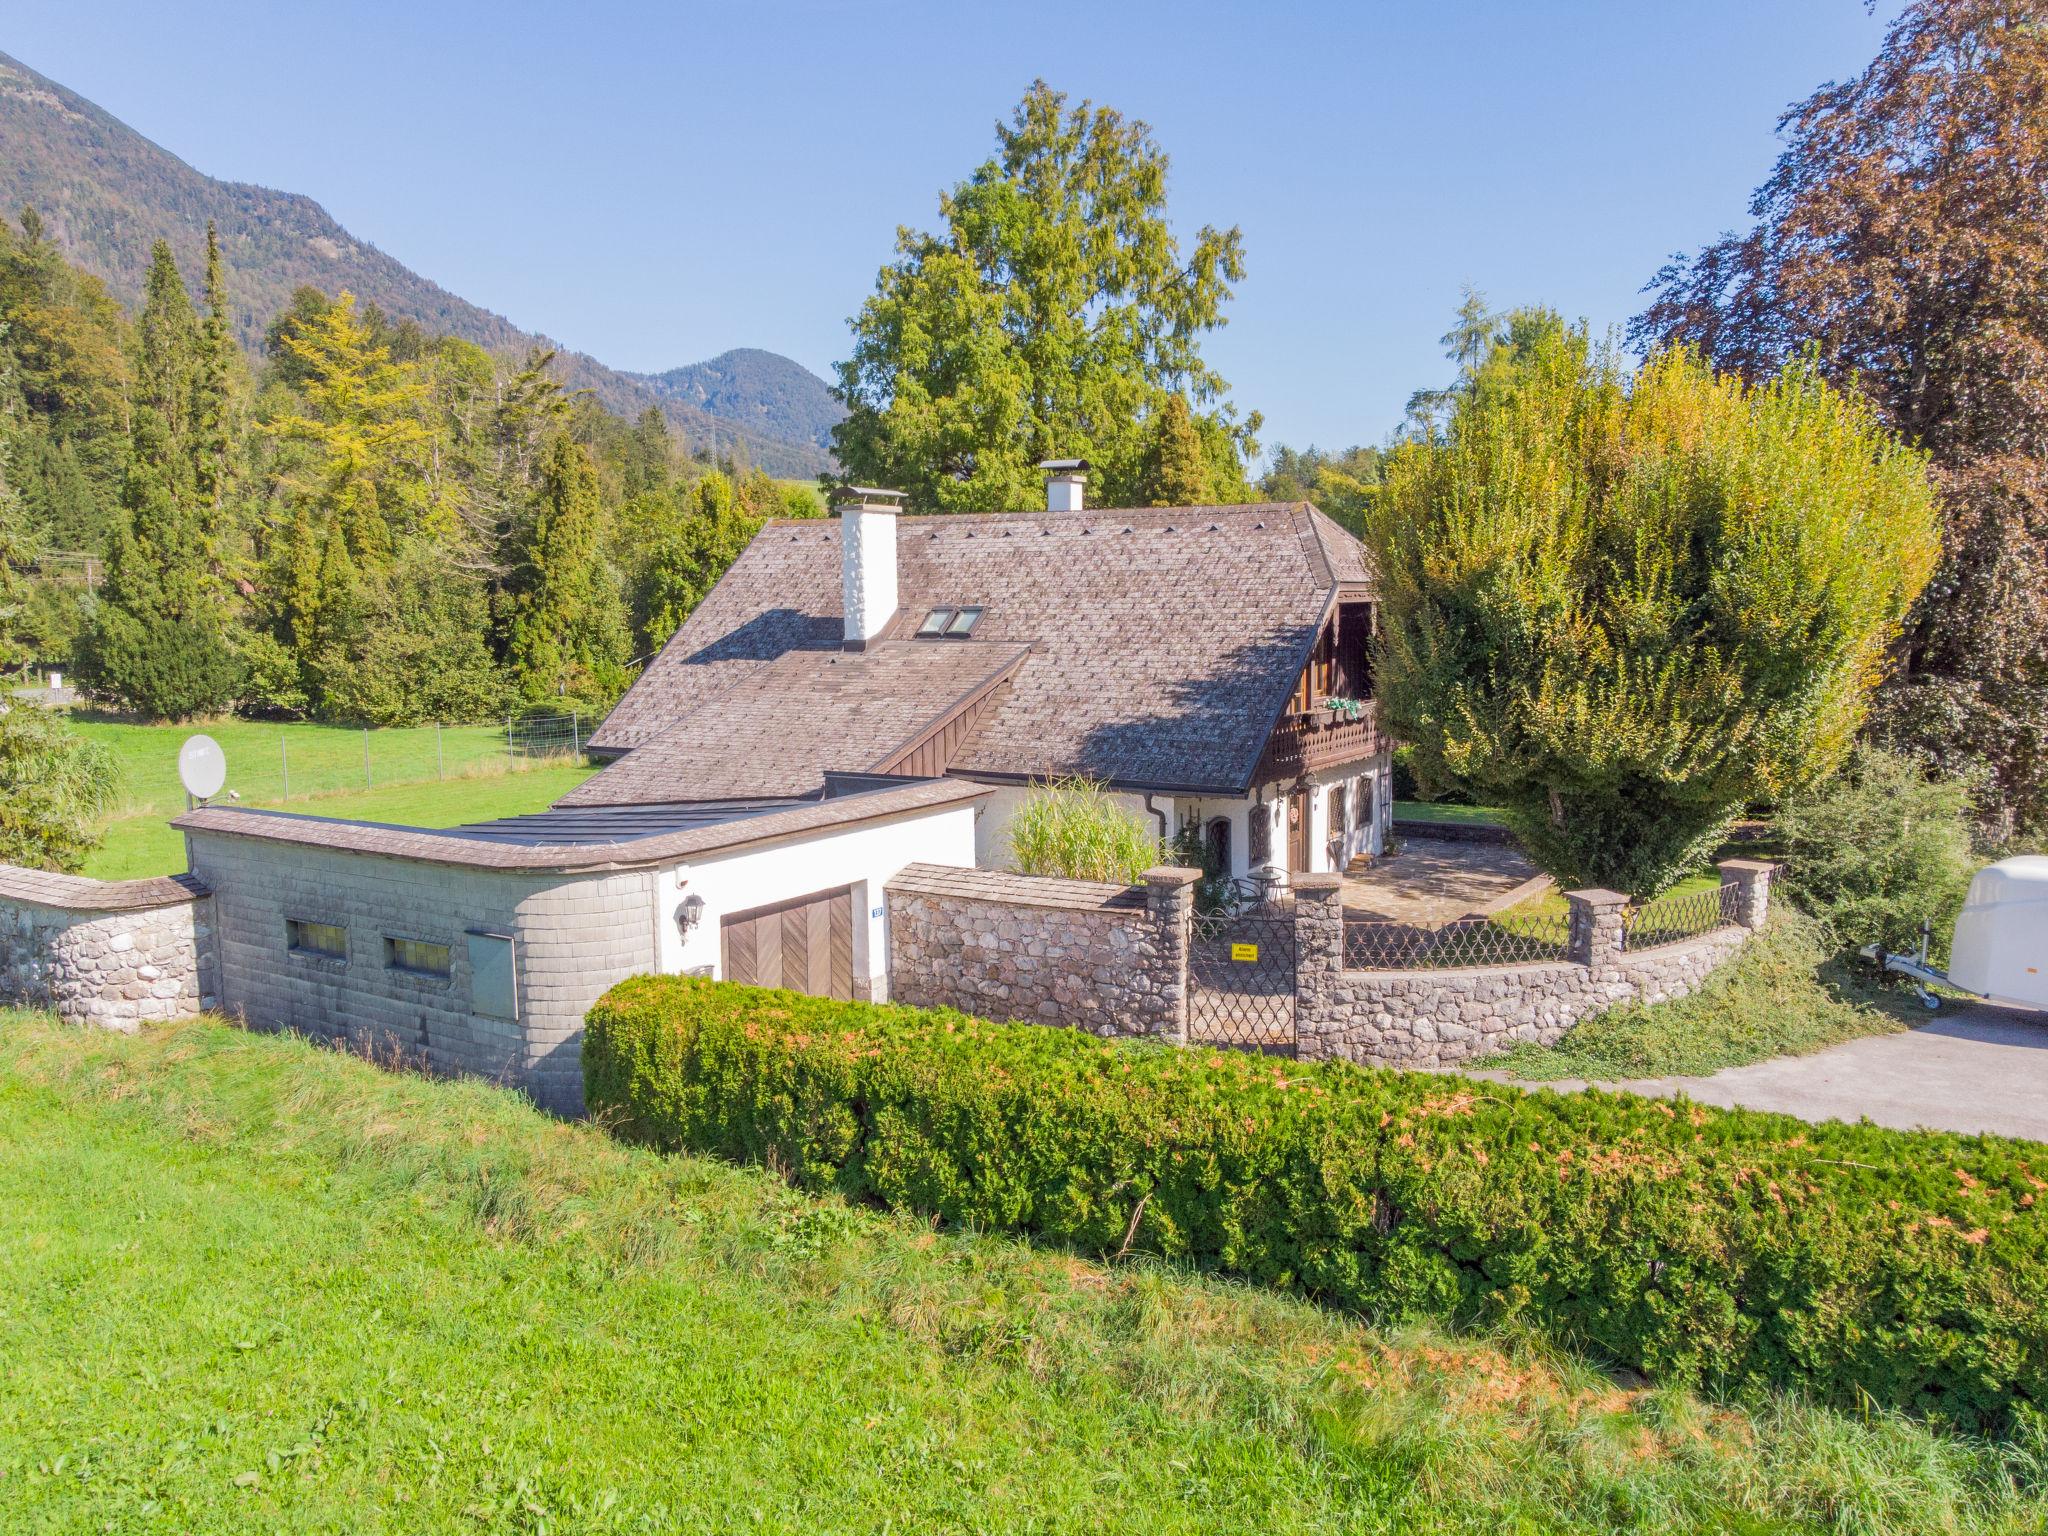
[0,210,820,725]
[630,349,845,462]
[0,49,835,478]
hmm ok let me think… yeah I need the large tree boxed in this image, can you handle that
[508,435,630,704]
[0,701,114,872]
[1631,0,2048,834]
[1365,315,1940,896]
[832,81,1259,511]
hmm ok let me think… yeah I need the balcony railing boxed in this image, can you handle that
[1257,703,1386,781]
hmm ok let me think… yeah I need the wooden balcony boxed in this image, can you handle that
[1256,704,1387,783]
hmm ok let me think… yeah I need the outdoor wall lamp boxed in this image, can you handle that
[675,893,707,939]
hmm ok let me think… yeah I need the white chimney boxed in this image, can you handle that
[833,486,904,649]
[1039,458,1088,513]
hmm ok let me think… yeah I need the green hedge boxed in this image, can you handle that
[584,975,2048,1435]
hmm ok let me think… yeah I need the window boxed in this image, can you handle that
[385,935,451,978]
[286,918,346,960]
[916,606,984,639]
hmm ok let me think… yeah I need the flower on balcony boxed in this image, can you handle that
[1320,696,1366,722]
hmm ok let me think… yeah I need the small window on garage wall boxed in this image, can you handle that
[386,935,452,978]
[286,917,346,959]
[467,931,517,1020]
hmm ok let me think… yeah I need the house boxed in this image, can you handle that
[580,462,1392,886]
[25,464,1387,1113]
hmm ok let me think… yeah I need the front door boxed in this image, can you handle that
[721,885,855,999]
[1287,789,1312,873]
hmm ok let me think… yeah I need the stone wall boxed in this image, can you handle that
[1293,860,1774,1069]
[886,863,1195,1042]
[0,866,215,1031]
[187,831,658,1115]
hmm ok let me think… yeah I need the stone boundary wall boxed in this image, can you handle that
[886,863,1196,1042]
[1293,861,1775,1069]
[0,865,216,1031]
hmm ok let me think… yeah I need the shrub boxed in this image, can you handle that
[1005,777,1159,883]
[586,976,2048,1435]
[0,701,115,871]
[1777,745,1980,960]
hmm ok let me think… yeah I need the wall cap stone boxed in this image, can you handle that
[1716,858,1776,876]
[1566,887,1630,909]
[1141,865,1202,889]
[1293,872,1344,893]
[0,864,210,913]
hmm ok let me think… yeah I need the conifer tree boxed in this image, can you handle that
[0,340,34,677]
[192,222,240,521]
[1140,394,1212,506]
[509,436,630,703]
[135,240,199,444]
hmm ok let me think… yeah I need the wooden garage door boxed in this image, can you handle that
[721,885,855,999]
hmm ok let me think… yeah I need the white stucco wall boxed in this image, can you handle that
[973,784,1163,872]
[658,800,978,1000]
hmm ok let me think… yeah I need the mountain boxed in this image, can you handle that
[627,349,845,463]
[0,49,839,478]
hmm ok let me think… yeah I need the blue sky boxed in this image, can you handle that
[10,1,1898,459]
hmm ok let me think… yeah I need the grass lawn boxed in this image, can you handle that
[2,1012,2038,1535]
[1393,800,1504,825]
[1492,909,1921,1081]
[81,763,599,881]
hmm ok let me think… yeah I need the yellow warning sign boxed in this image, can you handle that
[1231,942,1259,962]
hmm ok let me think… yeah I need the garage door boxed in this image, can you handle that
[720,885,855,999]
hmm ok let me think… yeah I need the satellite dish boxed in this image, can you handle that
[177,734,227,803]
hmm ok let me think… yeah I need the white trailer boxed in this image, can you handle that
[1866,856,2048,1010]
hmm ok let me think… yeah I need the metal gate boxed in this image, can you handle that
[1188,905,1297,1051]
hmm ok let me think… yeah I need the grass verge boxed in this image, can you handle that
[2,1010,2042,1533]
[79,762,598,881]
[1493,909,1920,1081]
[1393,800,1504,825]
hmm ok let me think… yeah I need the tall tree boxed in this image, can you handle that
[192,221,241,522]
[833,81,1260,510]
[1365,314,1940,895]
[134,239,200,443]
[509,436,630,702]
[1404,285,1500,431]
[1631,0,2048,833]
[0,325,35,676]
[1139,393,1212,506]
[633,469,761,652]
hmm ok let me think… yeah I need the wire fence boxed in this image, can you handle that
[1343,906,1573,970]
[1622,884,1738,950]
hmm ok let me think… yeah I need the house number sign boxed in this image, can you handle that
[1231,942,1259,962]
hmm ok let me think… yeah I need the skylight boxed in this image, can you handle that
[916,606,984,639]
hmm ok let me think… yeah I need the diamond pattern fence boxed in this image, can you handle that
[1343,906,1572,971]
[1622,884,1737,950]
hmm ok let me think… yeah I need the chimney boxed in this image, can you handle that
[832,486,904,649]
[1039,458,1088,513]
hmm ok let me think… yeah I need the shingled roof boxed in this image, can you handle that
[587,501,1371,798]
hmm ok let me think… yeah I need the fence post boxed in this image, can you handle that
[572,711,580,757]
[1290,873,1344,1060]
[1141,866,1200,1047]
[280,736,289,802]
[1566,889,1629,969]
[1717,860,1774,931]
[363,728,372,788]
[436,723,445,780]
[506,712,514,763]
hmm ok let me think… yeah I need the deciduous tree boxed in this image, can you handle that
[1365,315,1940,895]
[1631,0,2048,833]
[833,81,1259,510]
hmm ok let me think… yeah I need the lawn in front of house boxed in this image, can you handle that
[1393,799,1505,825]
[80,762,599,881]
[1,1010,2035,1535]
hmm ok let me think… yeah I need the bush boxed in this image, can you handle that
[586,976,2048,1435]
[1777,745,1980,960]
[0,701,115,871]
[1005,777,1160,883]
[83,607,244,721]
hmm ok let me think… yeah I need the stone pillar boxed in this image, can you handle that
[1141,866,1200,1046]
[1290,872,1345,1061]
[1566,888,1629,970]
[1718,859,1774,931]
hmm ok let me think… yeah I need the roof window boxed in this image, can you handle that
[916,606,984,639]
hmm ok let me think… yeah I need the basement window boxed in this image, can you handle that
[385,935,452,979]
[286,918,347,961]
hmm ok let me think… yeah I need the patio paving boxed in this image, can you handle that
[1341,836,1549,926]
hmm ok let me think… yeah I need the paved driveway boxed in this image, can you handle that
[1497,1004,2048,1141]
[1343,836,1549,925]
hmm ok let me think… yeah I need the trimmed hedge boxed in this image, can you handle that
[584,975,2048,1435]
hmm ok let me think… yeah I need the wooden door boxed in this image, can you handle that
[1287,790,1312,873]
[721,885,855,999]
